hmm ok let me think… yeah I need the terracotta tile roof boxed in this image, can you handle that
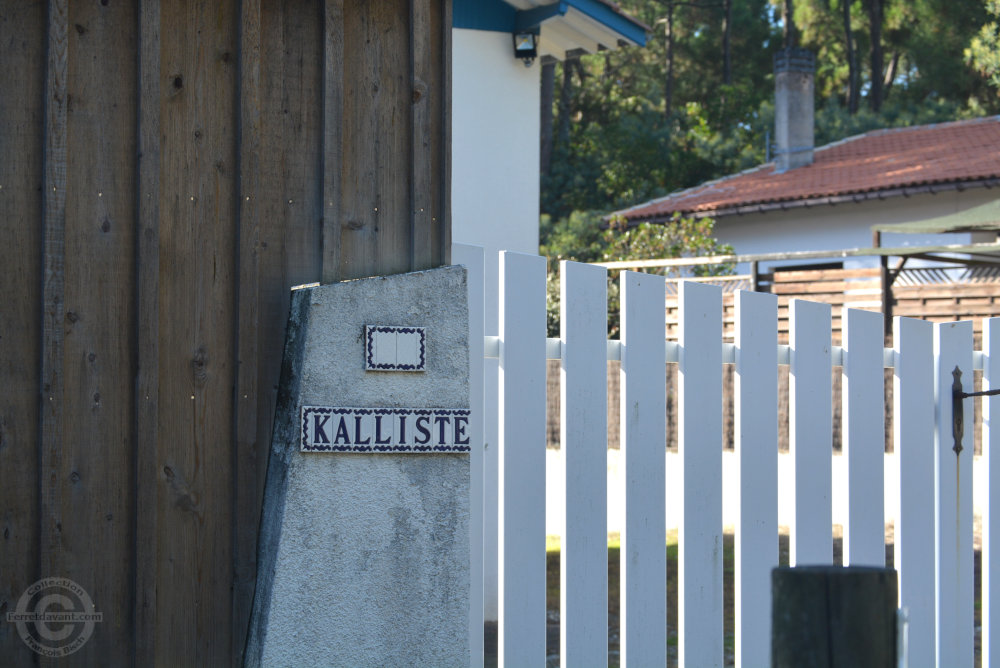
[614,116,1000,223]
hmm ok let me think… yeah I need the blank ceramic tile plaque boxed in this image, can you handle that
[365,325,426,371]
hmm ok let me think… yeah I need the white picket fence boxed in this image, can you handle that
[455,245,999,668]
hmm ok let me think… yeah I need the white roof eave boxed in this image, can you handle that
[509,1,642,59]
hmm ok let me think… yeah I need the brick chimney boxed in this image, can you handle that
[774,48,815,172]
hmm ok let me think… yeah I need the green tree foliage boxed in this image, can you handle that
[602,218,735,276]
[541,0,1000,223]
[967,0,1000,90]
[542,213,733,337]
[541,0,780,220]
[540,0,1000,336]
[794,0,995,110]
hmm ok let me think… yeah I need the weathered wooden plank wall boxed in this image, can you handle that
[0,1,450,665]
[0,5,45,668]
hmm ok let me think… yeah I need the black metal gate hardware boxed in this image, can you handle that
[952,366,1000,455]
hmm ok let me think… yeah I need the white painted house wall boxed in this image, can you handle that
[452,28,542,625]
[452,28,540,335]
[713,187,997,273]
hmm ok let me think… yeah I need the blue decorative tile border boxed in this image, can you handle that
[365,325,426,371]
[301,406,471,453]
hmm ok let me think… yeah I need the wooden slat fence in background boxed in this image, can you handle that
[563,265,1000,453]
[0,2,450,665]
[664,266,1000,343]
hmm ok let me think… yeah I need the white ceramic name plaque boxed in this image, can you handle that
[301,406,471,453]
[365,325,426,371]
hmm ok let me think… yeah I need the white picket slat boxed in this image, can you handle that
[678,281,723,668]
[893,316,936,668]
[559,261,609,664]
[933,320,974,667]
[789,299,833,566]
[985,317,1000,668]
[842,307,885,566]
[619,271,667,668]
[734,289,778,668]
[498,251,548,667]
[452,243,486,667]
[484,358,500,625]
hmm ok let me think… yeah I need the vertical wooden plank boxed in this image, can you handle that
[233,0,262,661]
[40,0,69,587]
[58,1,138,662]
[0,5,45,665]
[326,0,448,280]
[789,299,833,566]
[678,281,723,668]
[933,320,974,667]
[157,2,238,663]
[984,317,1000,668]
[734,289,778,668]
[134,1,161,663]
[842,307,885,566]
[256,0,324,539]
[409,0,433,271]
[893,317,936,668]
[437,0,451,266]
[321,0,344,284]
[341,0,411,279]
[559,261,608,665]
[620,271,667,668]
[498,251,547,667]
[453,243,486,667]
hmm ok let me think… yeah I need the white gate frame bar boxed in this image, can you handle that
[453,243,485,667]
[984,317,1000,668]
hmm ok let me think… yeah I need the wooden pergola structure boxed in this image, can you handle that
[597,240,1000,342]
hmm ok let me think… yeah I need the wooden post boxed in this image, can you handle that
[874,230,894,338]
[772,566,897,667]
[880,255,893,338]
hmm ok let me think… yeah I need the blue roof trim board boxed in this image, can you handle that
[515,2,569,32]
[454,0,647,47]
[563,0,647,45]
[453,0,517,31]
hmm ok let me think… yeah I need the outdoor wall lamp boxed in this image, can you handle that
[512,32,538,67]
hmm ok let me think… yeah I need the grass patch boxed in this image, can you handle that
[543,530,737,666]
[535,528,984,667]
